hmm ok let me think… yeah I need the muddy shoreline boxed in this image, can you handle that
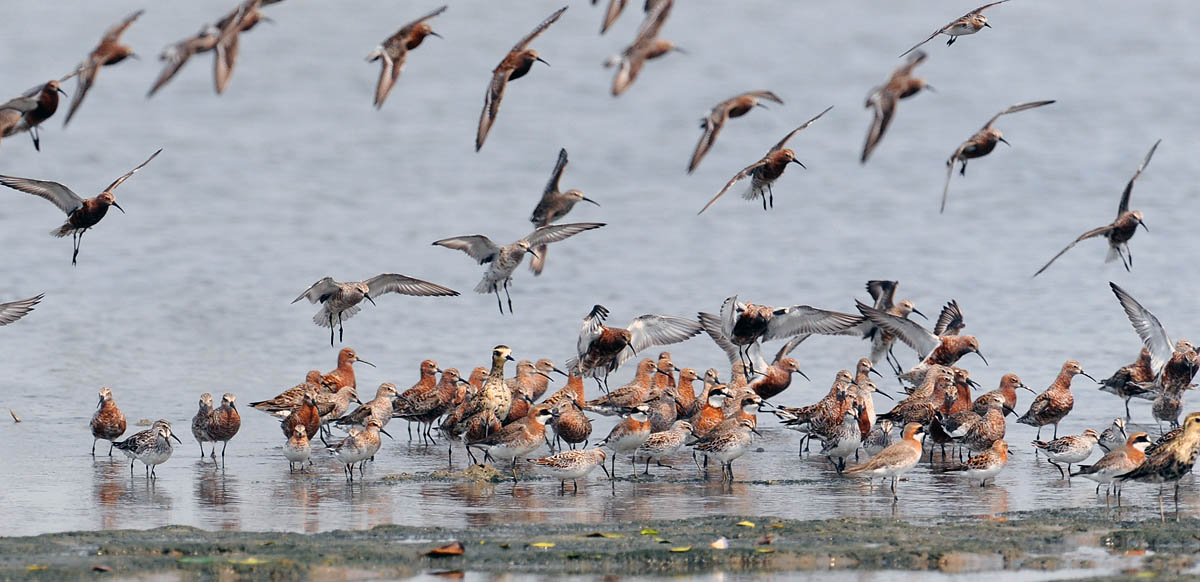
[2,507,1198,580]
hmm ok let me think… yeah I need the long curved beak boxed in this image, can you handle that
[552,367,568,377]
[429,31,443,39]
[364,293,377,306]
[655,368,671,376]
[1138,219,1149,232]
[1080,371,1098,383]
[750,426,763,437]
[791,159,807,169]
[875,387,895,400]
[535,371,553,380]
[526,248,540,259]
[356,357,375,367]
[456,378,470,385]
[794,369,810,381]
[966,378,981,389]
[974,351,989,366]
[997,137,1011,147]
[353,396,363,404]
[112,202,126,214]
[380,428,394,440]
[911,308,927,320]
[56,86,68,96]
[535,56,550,67]
[869,367,882,378]
[170,432,183,444]
[580,196,600,207]
[1002,404,1017,417]
[1020,383,1036,395]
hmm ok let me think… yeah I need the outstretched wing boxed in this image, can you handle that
[739,90,784,105]
[432,235,501,263]
[866,280,898,311]
[475,69,510,151]
[1110,282,1173,376]
[631,0,671,46]
[969,0,1011,15]
[982,99,1056,129]
[365,273,459,298]
[0,175,84,215]
[372,53,400,108]
[522,222,605,248]
[687,115,722,174]
[772,334,810,364]
[769,105,833,152]
[292,277,339,304]
[513,6,568,51]
[1032,224,1116,277]
[0,294,43,326]
[898,28,941,59]
[577,304,610,357]
[626,314,701,355]
[940,140,971,213]
[762,305,862,342]
[932,300,965,336]
[543,147,568,198]
[856,300,940,358]
[394,5,447,40]
[697,158,767,215]
[104,149,162,193]
[1118,139,1160,215]
[861,92,895,163]
[698,311,767,371]
[600,0,627,33]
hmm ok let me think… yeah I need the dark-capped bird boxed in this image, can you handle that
[941,100,1055,213]
[63,10,143,126]
[366,5,446,108]
[688,90,783,174]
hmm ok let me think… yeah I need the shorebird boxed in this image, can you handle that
[281,394,322,443]
[704,295,862,376]
[527,448,609,493]
[114,419,181,478]
[329,418,389,481]
[0,148,161,265]
[941,100,1055,213]
[394,367,467,444]
[0,80,66,151]
[1019,360,1095,440]
[0,294,43,327]
[475,6,568,151]
[206,393,241,459]
[62,10,143,126]
[585,358,661,415]
[1109,282,1199,398]
[899,0,1011,57]
[693,417,758,483]
[598,404,653,477]
[191,393,215,458]
[864,419,894,457]
[1099,418,1129,453]
[293,274,458,345]
[698,105,833,214]
[433,222,604,314]
[851,280,926,374]
[148,25,219,97]
[392,359,441,437]
[856,300,985,385]
[335,383,398,431]
[972,373,1033,416]
[570,305,701,390]
[1073,432,1150,498]
[1033,429,1100,480]
[367,5,446,108]
[284,425,311,472]
[820,405,865,473]
[941,439,1009,487]
[845,422,926,499]
[861,51,931,163]
[1100,348,1156,420]
[636,419,692,474]
[698,315,812,399]
[689,385,729,439]
[324,348,374,390]
[456,346,517,438]
[503,360,555,423]
[314,385,360,439]
[528,148,600,275]
[688,90,784,174]
[469,405,557,481]
[250,370,329,416]
[605,0,680,96]
[1035,141,1159,276]
[147,0,278,97]
[90,387,126,456]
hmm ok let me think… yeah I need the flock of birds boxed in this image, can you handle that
[0,0,1196,523]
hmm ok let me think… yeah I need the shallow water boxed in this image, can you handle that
[2,0,1200,540]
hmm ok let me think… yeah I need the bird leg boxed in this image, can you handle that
[29,125,40,151]
[768,183,774,209]
[492,283,503,314]
[503,279,514,314]
[328,313,335,346]
[946,36,957,47]
[92,439,97,457]
[108,442,115,456]
[1048,459,1064,479]
[337,311,344,343]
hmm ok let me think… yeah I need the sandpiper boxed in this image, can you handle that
[1100,348,1156,419]
[698,312,811,399]
[1099,418,1129,453]
[598,404,653,478]
[692,417,758,482]
[250,371,328,416]
[845,422,926,499]
[864,419,894,457]
[212,0,274,95]
[1033,428,1100,480]
[329,418,389,481]
[899,0,1011,57]
[392,359,441,438]
[366,5,446,108]
[0,294,42,327]
[284,425,311,472]
[90,387,126,456]
[315,385,360,437]
[1035,140,1159,275]
[688,90,783,174]
[528,149,600,275]
[1110,282,1199,398]
[820,405,865,473]
[281,394,322,442]
[394,367,466,444]
[862,51,931,163]
[1019,360,1094,440]
[191,393,215,457]
[1116,413,1200,521]
[114,419,182,478]
[433,222,605,314]
[941,100,1055,213]
[62,10,142,126]
[469,405,557,481]
[959,394,1011,455]
[636,419,692,474]
[698,106,833,214]
[705,295,861,376]
[1072,432,1149,498]
[775,370,856,447]
[206,393,241,459]
[597,0,627,33]
[941,439,1009,486]
[475,6,568,151]
[293,274,458,345]
[0,149,161,265]
[852,280,926,374]
[324,348,374,390]
[551,398,594,451]
[585,358,661,414]
[856,301,986,385]
[0,80,66,151]
[569,305,700,390]
[973,373,1033,416]
[606,0,681,96]
[689,384,729,438]
[335,383,398,430]
[527,448,609,493]
[457,346,516,437]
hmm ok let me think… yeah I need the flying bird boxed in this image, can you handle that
[475,6,568,151]
[293,274,459,345]
[899,0,1011,58]
[862,51,931,163]
[0,294,43,327]
[941,100,1055,213]
[528,148,599,275]
[705,295,862,375]
[433,222,605,314]
[366,5,446,108]
[568,304,702,389]
[148,0,279,97]
[688,90,783,174]
[698,105,832,214]
[63,10,144,126]
[1034,140,1159,276]
[605,0,681,96]
[0,149,161,265]
[0,80,67,151]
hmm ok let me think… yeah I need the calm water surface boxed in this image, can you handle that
[2,0,1200,539]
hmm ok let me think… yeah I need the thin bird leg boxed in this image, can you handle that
[503,279,514,314]
[29,125,40,151]
[108,442,115,456]
[328,313,335,346]
[92,439,97,456]
[337,311,344,343]
[959,159,968,176]
[768,183,774,209]
[493,283,503,314]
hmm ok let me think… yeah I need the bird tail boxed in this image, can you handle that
[474,278,496,295]
[1105,244,1121,263]
[1016,412,1036,426]
[51,222,74,238]
[529,244,548,276]
[1070,464,1094,477]
[313,305,360,327]
[1031,440,1049,449]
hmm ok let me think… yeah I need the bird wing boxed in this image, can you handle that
[932,300,965,337]
[698,311,768,370]
[475,68,511,151]
[856,300,940,358]
[861,91,895,163]
[940,140,972,213]
[292,277,339,304]
[631,0,671,45]
[1118,139,1160,215]
[394,5,447,40]
[1110,282,1173,376]
[611,54,642,97]
[148,33,211,97]
[0,176,84,215]
[103,9,145,44]
[577,304,610,357]
[365,274,459,298]
[213,10,243,95]
[522,222,605,248]
[373,53,400,108]
[0,95,38,115]
[542,147,568,200]
[63,58,100,126]
[601,0,627,33]
[717,295,740,338]
[866,280,898,310]
[697,158,768,215]
[763,305,863,341]
[626,314,702,355]
[969,0,1011,15]
[103,149,162,193]
[769,105,833,152]
[773,334,810,364]
[739,90,784,105]
[513,6,568,51]
[1032,224,1117,277]
[894,49,927,77]
[982,100,1056,129]
[687,114,724,173]
[898,28,942,59]
[0,294,43,326]
[432,235,501,263]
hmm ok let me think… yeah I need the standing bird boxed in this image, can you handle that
[1098,418,1129,453]
[191,393,215,457]
[1034,140,1159,275]
[844,422,926,499]
[528,148,600,275]
[688,90,784,174]
[527,448,609,493]
[1018,360,1095,440]
[941,439,1010,487]
[0,148,161,265]
[1072,432,1150,498]
[0,294,42,327]
[697,313,811,400]
[899,0,1011,57]
[1032,429,1100,480]
[457,346,517,437]
[281,394,322,442]
[972,373,1034,416]
[698,106,833,214]
[1116,413,1200,521]
[329,418,389,481]
[284,425,311,472]
[606,0,681,96]
[62,10,143,126]
[861,51,931,163]
[1100,348,1156,420]
[366,5,446,108]
[706,295,862,376]
[856,300,986,385]
[0,80,67,151]
[292,274,458,345]
[941,100,1055,213]
[1110,283,1199,402]
[113,419,182,478]
[90,387,126,456]
[475,6,568,151]
[207,393,241,459]
[432,222,605,314]
[569,304,701,390]
[250,370,329,416]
